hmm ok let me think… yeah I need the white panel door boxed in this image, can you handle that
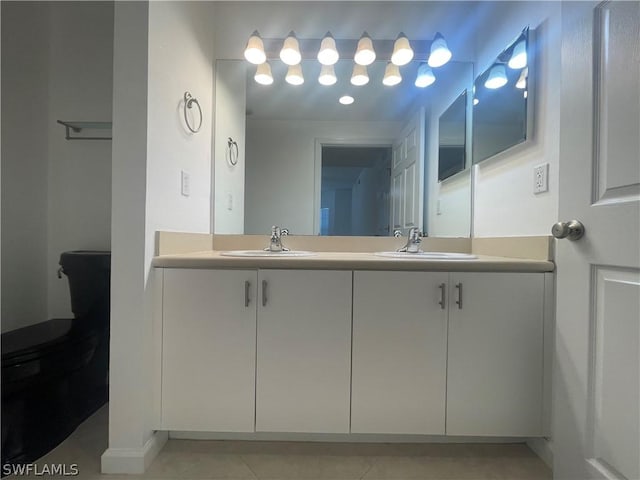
[554,3,640,479]
[162,269,257,432]
[391,144,404,230]
[447,272,545,436]
[255,269,352,433]
[351,271,448,434]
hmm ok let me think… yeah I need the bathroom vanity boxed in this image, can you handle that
[153,240,554,440]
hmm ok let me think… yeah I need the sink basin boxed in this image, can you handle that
[220,250,316,258]
[374,251,477,260]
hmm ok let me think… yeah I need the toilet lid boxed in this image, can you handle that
[2,319,76,361]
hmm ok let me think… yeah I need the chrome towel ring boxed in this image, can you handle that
[183,91,202,133]
[227,137,239,166]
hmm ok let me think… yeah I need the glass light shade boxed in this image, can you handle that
[524,90,528,98]
[484,64,508,89]
[382,62,402,86]
[339,95,354,105]
[391,33,413,66]
[244,31,266,65]
[354,32,376,66]
[318,64,337,86]
[428,32,452,68]
[317,32,339,66]
[285,64,304,85]
[473,97,479,105]
[350,64,369,86]
[508,39,527,69]
[280,31,301,66]
[414,62,436,88]
[516,67,528,89]
[254,62,273,85]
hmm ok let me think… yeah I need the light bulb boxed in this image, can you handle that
[473,97,479,105]
[354,32,376,66]
[428,32,452,68]
[484,64,508,89]
[339,95,354,105]
[415,62,436,88]
[391,33,413,66]
[382,62,402,86]
[318,32,339,66]
[508,38,527,69]
[318,64,337,86]
[254,62,273,85]
[280,31,301,66]
[285,64,304,85]
[244,31,266,65]
[516,67,528,89]
[350,64,369,86]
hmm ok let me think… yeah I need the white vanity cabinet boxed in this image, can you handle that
[351,271,448,434]
[161,268,257,432]
[446,272,545,436]
[255,269,352,433]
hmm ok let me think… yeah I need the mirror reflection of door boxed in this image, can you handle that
[320,146,392,236]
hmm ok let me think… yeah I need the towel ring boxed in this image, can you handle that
[227,137,239,166]
[183,91,202,133]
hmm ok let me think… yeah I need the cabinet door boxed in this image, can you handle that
[447,272,545,436]
[256,269,352,433]
[162,269,257,432]
[352,271,448,434]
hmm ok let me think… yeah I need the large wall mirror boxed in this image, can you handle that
[472,27,531,163]
[214,58,473,237]
[438,91,467,181]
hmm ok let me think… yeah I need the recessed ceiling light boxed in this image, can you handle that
[339,95,354,105]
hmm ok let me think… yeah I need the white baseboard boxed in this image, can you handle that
[101,430,168,474]
[527,437,553,468]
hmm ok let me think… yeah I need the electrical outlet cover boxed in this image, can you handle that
[533,163,549,194]
[181,170,190,197]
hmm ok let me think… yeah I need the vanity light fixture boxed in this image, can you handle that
[350,64,370,86]
[254,62,274,85]
[391,32,413,66]
[339,95,355,105]
[317,32,339,66]
[318,64,337,86]
[516,67,528,89]
[428,32,452,68]
[484,64,508,89]
[473,97,479,105]
[414,62,436,88]
[280,31,302,66]
[244,31,266,65]
[508,37,527,69]
[285,64,304,85]
[382,62,402,86]
[354,32,376,66]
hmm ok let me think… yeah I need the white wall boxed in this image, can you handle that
[214,60,245,233]
[105,1,214,472]
[472,2,561,237]
[1,2,50,333]
[46,2,114,319]
[245,119,401,234]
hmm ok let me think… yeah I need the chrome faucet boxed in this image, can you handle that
[265,225,289,252]
[397,227,422,253]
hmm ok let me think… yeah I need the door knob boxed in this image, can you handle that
[552,220,585,241]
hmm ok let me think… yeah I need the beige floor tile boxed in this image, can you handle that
[362,456,512,480]
[240,453,373,479]
[143,451,257,479]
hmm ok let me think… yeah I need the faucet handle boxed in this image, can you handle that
[393,229,403,238]
[281,228,289,236]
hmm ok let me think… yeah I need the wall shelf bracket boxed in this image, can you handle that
[57,120,112,140]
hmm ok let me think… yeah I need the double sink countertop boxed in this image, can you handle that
[152,233,555,273]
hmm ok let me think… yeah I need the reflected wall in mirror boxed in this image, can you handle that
[472,27,531,163]
[438,91,467,181]
[214,59,473,237]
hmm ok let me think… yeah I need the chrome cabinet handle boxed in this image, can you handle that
[262,280,268,307]
[455,283,463,309]
[552,220,585,241]
[245,281,251,307]
[438,283,446,309]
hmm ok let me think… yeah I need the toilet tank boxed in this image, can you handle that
[58,251,111,321]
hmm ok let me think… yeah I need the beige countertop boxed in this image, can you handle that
[152,250,554,272]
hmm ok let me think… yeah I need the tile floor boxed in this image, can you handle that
[7,406,552,480]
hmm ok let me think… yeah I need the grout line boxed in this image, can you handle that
[239,454,260,480]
